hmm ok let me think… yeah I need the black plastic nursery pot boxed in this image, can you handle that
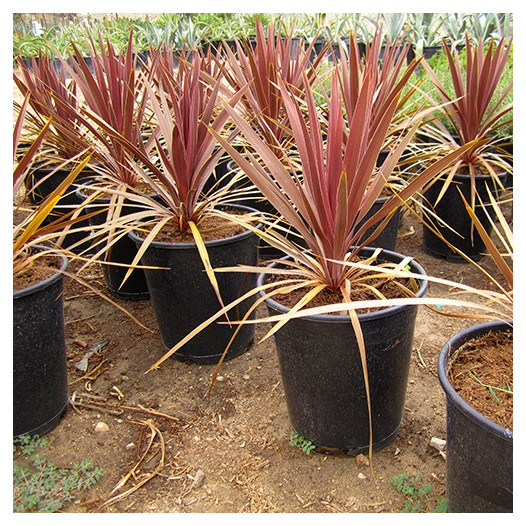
[28,164,96,253]
[201,147,247,196]
[77,189,153,300]
[437,320,513,513]
[357,196,401,251]
[13,247,69,437]
[129,204,260,364]
[257,247,428,455]
[422,171,507,262]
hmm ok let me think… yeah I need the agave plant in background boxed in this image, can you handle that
[144,60,502,467]
[468,12,512,44]
[406,13,446,58]
[368,13,408,49]
[442,13,469,50]
[418,34,513,261]
[88,51,262,364]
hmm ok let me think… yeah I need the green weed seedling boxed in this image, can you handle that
[13,434,103,513]
[390,472,447,513]
[289,431,316,456]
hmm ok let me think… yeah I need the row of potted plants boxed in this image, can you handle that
[14,12,513,60]
[13,18,512,512]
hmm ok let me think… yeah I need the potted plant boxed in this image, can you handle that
[13,98,89,436]
[418,34,512,261]
[13,102,150,438]
[93,51,261,364]
[217,16,326,166]
[337,30,422,250]
[406,13,446,60]
[56,29,158,299]
[13,50,100,253]
[146,54,487,465]
[211,17,327,257]
[437,189,513,512]
[442,13,469,51]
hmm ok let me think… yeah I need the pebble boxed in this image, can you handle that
[357,472,366,480]
[216,375,225,382]
[430,437,446,451]
[93,421,110,434]
[243,374,250,380]
[355,454,370,466]
[190,469,205,490]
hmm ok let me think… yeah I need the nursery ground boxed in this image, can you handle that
[13,208,510,514]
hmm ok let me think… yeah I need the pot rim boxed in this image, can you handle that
[129,203,263,250]
[449,170,508,182]
[13,245,69,300]
[437,319,513,440]
[75,186,156,203]
[257,246,428,323]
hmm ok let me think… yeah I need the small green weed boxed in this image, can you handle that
[390,472,447,513]
[289,431,316,456]
[13,434,103,513]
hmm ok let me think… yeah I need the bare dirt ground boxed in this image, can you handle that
[13,207,510,514]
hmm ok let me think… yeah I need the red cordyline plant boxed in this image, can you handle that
[215,16,328,161]
[87,50,255,299]
[146,67,507,469]
[421,33,513,179]
[56,29,155,188]
[13,51,91,164]
[213,69,478,290]
[97,51,251,234]
[338,30,422,148]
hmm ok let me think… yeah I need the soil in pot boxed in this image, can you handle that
[13,250,69,437]
[130,205,260,364]
[448,329,512,430]
[438,321,513,513]
[258,247,428,455]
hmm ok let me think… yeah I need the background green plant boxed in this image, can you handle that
[13,434,103,513]
[13,13,513,59]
